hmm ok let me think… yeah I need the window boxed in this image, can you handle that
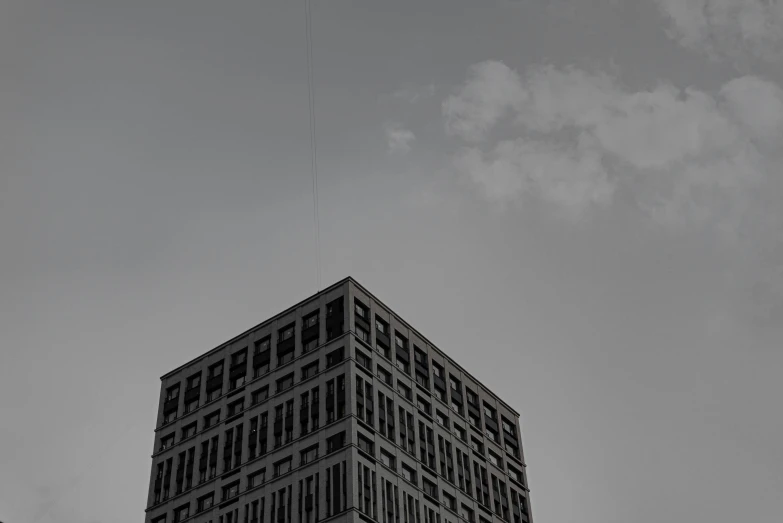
[174,504,190,522]
[433,387,445,402]
[255,337,271,353]
[209,362,224,379]
[469,412,481,428]
[248,468,266,488]
[487,449,503,469]
[166,384,180,402]
[358,433,375,456]
[279,324,294,341]
[303,338,318,353]
[396,355,410,375]
[356,349,372,370]
[274,456,292,477]
[160,433,175,451]
[470,437,484,455]
[395,333,408,350]
[377,365,392,385]
[301,445,319,465]
[204,410,220,428]
[415,371,429,389]
[185,398,199,414]
[443,491,457,511]
[449,376,461,392]
[252,386,269,405]
[303,311,319,329]
[356,325,370,343]
[436,410,449,428]
[466,389,478,406]
[502,417,516,436]
[397,381,412,400]
[207,387,222,403]
[222,481,240,500]
[375,317,389,336]
[152,515,167,523]
[414,347,427,365]
[460,505,474,523]
[302,361,319,380]
[432,362,444,378]
[401,463,417,484]
[453,424,467,442]
[182,423,197,439]
[163,409,178,424]
[231,349,247,368]
[380,448,396,470]
[197,493,214,512]
[326,431,346,453]
[228,398,244,417]
[355,300,369,320]
[417,396,431,416]
[508,465,524,485]
[277,373,294,393]
[422,477,438,499]
[483,403,497,421]
[485,427,499,443]
[326,347,345,368]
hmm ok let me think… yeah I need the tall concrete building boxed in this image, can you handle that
[145,277,532,523]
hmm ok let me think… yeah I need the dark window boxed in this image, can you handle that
[443,491,457,511]
[303,337,319,353]
[466,389,478,406]
[396,355,410,375]
[303,311,319,329]
[174,503,190,522]
[252,386,269,405]
[326,431,346,453]
[209,362,224,379]
[274,456,293,477]
[182,422,197,439]
[204,410,220,428]
[397,381,412,401]
[436,410,449,428]
[357,433,375,456]
[228,398,244,417]
[277,373,294,393]
[300,445,319,465]
[401,463,417,484]
[355,300,369,320]
[415,371,429,389]
[197,493,214,512]
[380,448,396,470]
[375,317,389,336]
[302,361,319,380]
[187,373,201,391]
[488,449,503,469]
[453,423,467,441]
[422,477,438,499]
[279,324,294,341]
[166,384,180,402]
[326,347,345,368]
[231,349,247,367]
[222,481,240,500]
[160,433,175,451]
[417,396,431,416]
[414,348,427,365]
[356,325,370,343]
[470,437,484,455]
[184,398,199,414]
[432,362,444,379]
[377,365,392,385]
[356,349,372,370]
[248,468,266,488]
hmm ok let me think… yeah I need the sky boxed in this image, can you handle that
[1,1,782,522]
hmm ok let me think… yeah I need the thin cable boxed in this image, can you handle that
[305,0,322,292]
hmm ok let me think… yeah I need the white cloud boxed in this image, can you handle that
[655,0,783,61]
[385,124,415,155]
[444,60,783,323]
[443,61,527,142]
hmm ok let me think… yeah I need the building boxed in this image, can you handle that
[145,277,532,523]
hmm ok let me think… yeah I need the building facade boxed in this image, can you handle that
[145,277,532,523]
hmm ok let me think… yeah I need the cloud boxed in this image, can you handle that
[444,60,783,324]
[655,0,783,61]
[443,61,527,142]
[385,123,415,155]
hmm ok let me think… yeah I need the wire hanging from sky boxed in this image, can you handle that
[304,0,322,292]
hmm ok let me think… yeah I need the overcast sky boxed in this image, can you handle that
[1,1,782,522]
